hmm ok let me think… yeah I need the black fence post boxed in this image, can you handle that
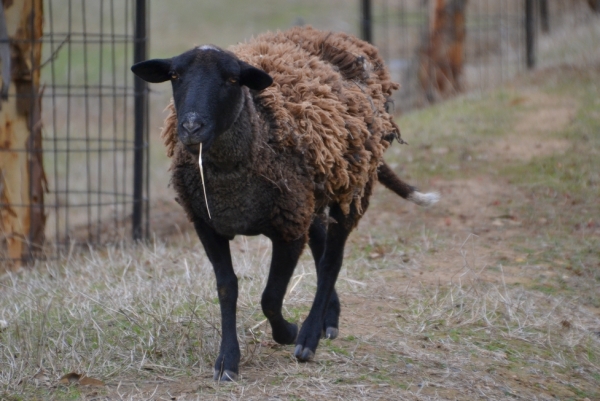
[540,0,549,33]
[361,0,372,43]
[133,0,148,241]
[525,0,535,69]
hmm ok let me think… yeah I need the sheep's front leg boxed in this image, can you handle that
[295,204,353,361]
[261,237,306,345]
[192,220,239,381]
[308,219,341,340]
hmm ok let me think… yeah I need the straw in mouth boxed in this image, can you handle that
[198,143,212,219]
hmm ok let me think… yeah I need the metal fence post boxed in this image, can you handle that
[361,0,372,43]
[525,0,535,69]
[540,0,549,33]
[133,0,148,241]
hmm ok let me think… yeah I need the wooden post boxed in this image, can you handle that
[0,0,45,270]
[419,0,468,102]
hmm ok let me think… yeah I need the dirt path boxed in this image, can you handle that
[481,91,576,162]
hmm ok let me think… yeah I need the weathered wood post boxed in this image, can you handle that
[0,0,45,270]
[419,0,468,102]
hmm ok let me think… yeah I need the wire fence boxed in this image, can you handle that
[1,0,597,267]
[367,0,599,111]
[0,0,148,267]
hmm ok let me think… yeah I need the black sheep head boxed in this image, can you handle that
[131,46,273,153]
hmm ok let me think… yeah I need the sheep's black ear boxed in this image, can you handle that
[238,60,273,91]
[131,58,172,83]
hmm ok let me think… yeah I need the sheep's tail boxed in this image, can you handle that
[377,163,440,207]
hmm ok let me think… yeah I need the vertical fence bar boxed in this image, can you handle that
[133,0,147,240]
[144,4,151,241]
[361,0,372,43]
[540,0,549,33]
[525,0,535,69]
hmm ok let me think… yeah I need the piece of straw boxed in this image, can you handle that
[198,143,212,219]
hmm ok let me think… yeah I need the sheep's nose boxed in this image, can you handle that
[181,119,203,135]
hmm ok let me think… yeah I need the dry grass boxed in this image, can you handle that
[1,229,599,400]
[198,143,211,219]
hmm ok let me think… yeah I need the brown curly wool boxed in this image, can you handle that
[161,26,401,216]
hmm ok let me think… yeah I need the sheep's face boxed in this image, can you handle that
[131,46,273,153]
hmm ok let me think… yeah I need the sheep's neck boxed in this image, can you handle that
[204,95,256,172]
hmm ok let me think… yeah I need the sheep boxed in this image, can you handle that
[131,26,438,381]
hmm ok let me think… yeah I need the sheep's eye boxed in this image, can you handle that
[228,77,237,84]
[170,72,178,80]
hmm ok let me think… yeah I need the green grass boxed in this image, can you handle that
[384,90,521,183]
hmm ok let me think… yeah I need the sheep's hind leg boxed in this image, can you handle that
[308,219,341,340]
[295,204,354,361]
[192,220,240,382]
[261,237,306,345]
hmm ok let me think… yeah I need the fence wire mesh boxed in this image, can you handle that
[1,0,597,267]
[0,0,148,266]
[369,0,598,111]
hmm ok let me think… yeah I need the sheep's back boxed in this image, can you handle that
[231,26,401,215]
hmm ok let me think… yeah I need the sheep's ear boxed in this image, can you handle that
[239,60,273,91]
[131,58,172,83]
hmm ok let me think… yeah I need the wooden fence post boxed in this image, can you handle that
[0,0,45,270]
[418,0,468,102]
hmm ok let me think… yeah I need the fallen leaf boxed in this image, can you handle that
[79,376,105,386]
[59,372,81,384]
[59,372,105,386]
[509,96,526,106]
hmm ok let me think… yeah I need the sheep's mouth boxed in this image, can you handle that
[179,125,215,155]
[182,133,215,156]
[185,144,201,155]
[184,139,214,155]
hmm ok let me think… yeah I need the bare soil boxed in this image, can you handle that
[482,91,576,162]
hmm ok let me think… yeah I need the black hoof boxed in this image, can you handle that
[322,327,339,340]
[272,322,298,345]
[213,369,238,382]
[293,344,315,362]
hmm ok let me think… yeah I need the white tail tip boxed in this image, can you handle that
[408,191,440,207]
